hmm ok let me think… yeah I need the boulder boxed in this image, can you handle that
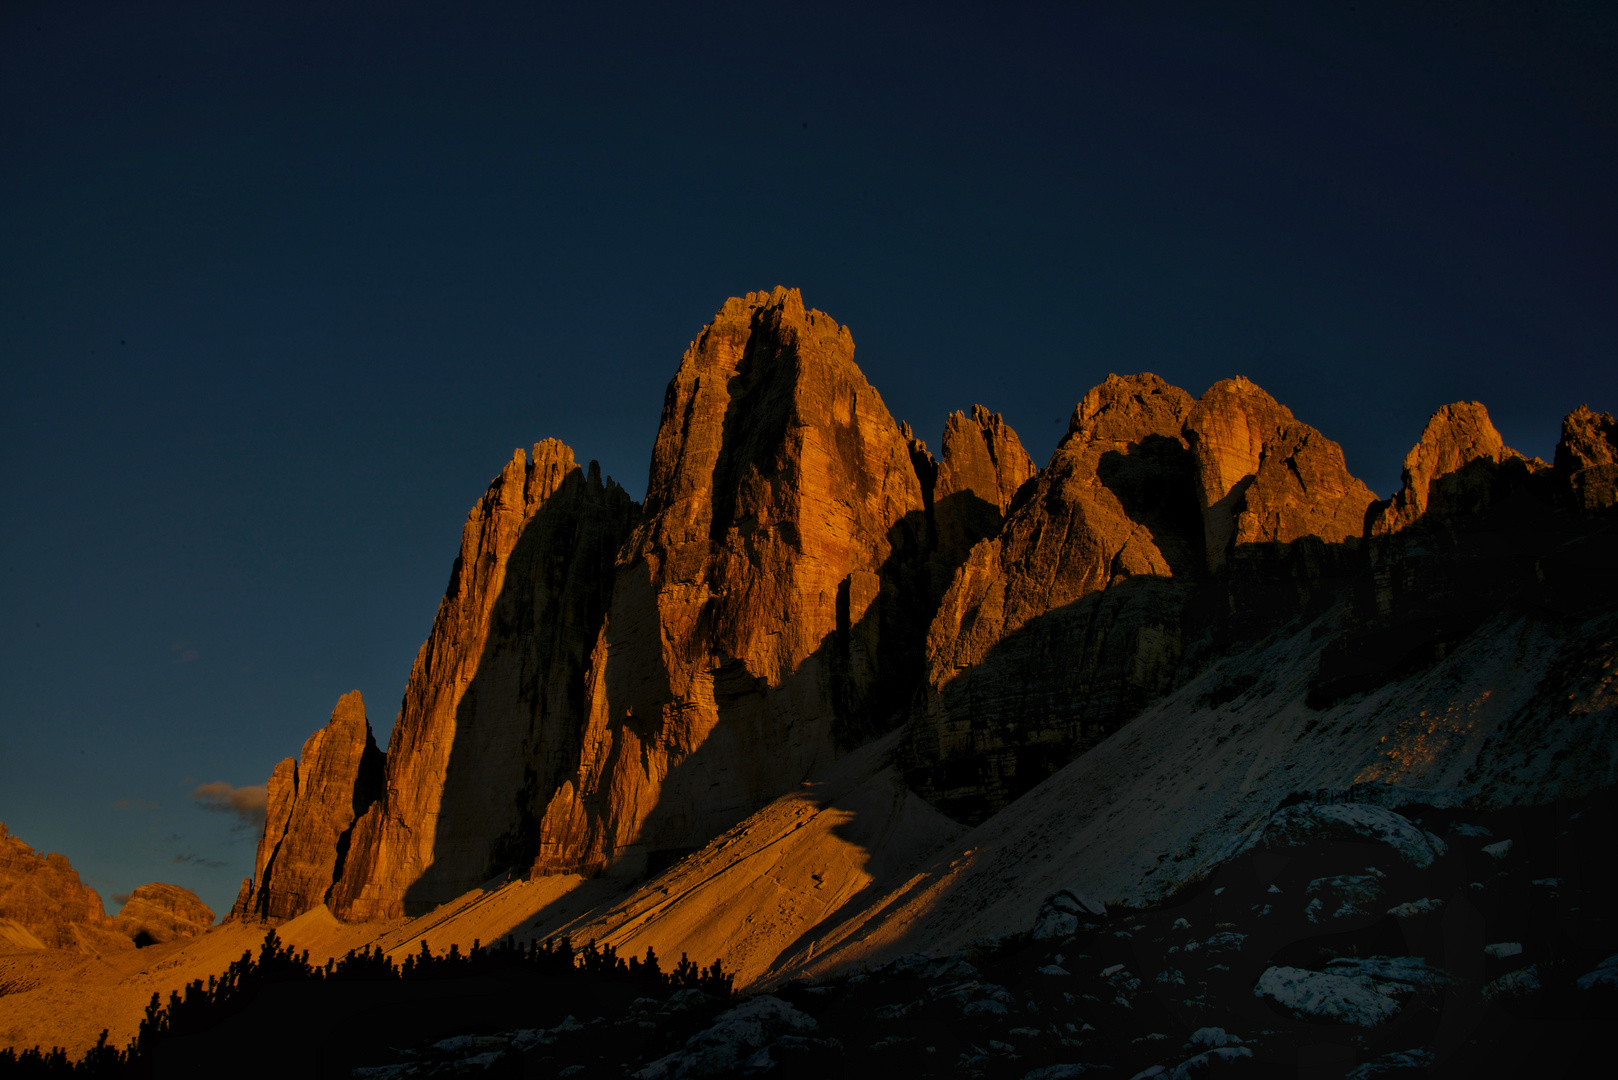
[1254,802,1445,868]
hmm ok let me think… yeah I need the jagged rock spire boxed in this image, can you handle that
[533,287,930,878]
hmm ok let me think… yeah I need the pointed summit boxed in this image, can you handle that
[534,288,930,878]
[234,690,383,921]
[330,441,636,920]
[1186,377,1375,569]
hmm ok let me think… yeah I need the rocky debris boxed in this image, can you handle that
[1253,802,1446,868]
[635,995,819,1078]
[1576,954,1618,991]
[110,882,213,945]
[328,440,636,919]
[1033,891,1108,941]
[1343,1049,1434,1078]
[0,822,117,951]
[1186,377,1374,570]
[534,288,931,878]
[1555,404,1618,512]
[325,785,1618,1078]
[1303,869,1385,923]
[233,690,384,921]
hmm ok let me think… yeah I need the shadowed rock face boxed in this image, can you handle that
[903,374,1202,820]
[226,289,1618,932]
[1557,404,1618,512]
[111,883,213,945]
[903,373,1385,822]
[533,287,930,878]
[233,690,384,921]
[0,823,115,950]
[330,443,636,919]
[1367,402,1538,537]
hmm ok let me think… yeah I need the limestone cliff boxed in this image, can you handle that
[1313,400,1603,706]
[1556,404,1618,512]
[0,823,118,951]
[111,883,213,945]
[928,405,1038,596]
[533,288,929,878]
[904,373,1381,821]
[1185,377,1375,569]
[1366,402,1532,536]
[232,691,384,920]
[331,442,636,919]
[904,374,1203,820]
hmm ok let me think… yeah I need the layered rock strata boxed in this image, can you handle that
[232,690,384,920]
[330,443,636,919]
[533,288,930,878]
[111,882,214,945]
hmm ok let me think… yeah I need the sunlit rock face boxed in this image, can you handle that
[1186,377,1376,569]
[533,288,931,878]
[329,444,636,919]
[233,691,384,921]
[928,405,1038,589]
[1366,401,1541,538]
[0,823,118,951]
[111,882,213,944]
[904,373,1203,821]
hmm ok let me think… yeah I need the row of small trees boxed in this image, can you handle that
[0,930,732,1077]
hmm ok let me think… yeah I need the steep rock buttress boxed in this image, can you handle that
[532,288,930,877]
[329,443,636,919]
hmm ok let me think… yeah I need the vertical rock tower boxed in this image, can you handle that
[231,690,384,920]
[533,287,929,877]
[328,442,636,919]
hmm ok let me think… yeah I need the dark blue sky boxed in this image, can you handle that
[3,1,1614,917]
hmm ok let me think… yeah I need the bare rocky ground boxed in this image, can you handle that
[324,785,1618,1080]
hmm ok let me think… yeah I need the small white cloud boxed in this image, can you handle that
[192,782,267,825]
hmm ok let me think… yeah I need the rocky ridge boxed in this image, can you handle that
[226,289,1618,943]
[0,824,117,952]
[0,824,213,955]
[232,690,384,921]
